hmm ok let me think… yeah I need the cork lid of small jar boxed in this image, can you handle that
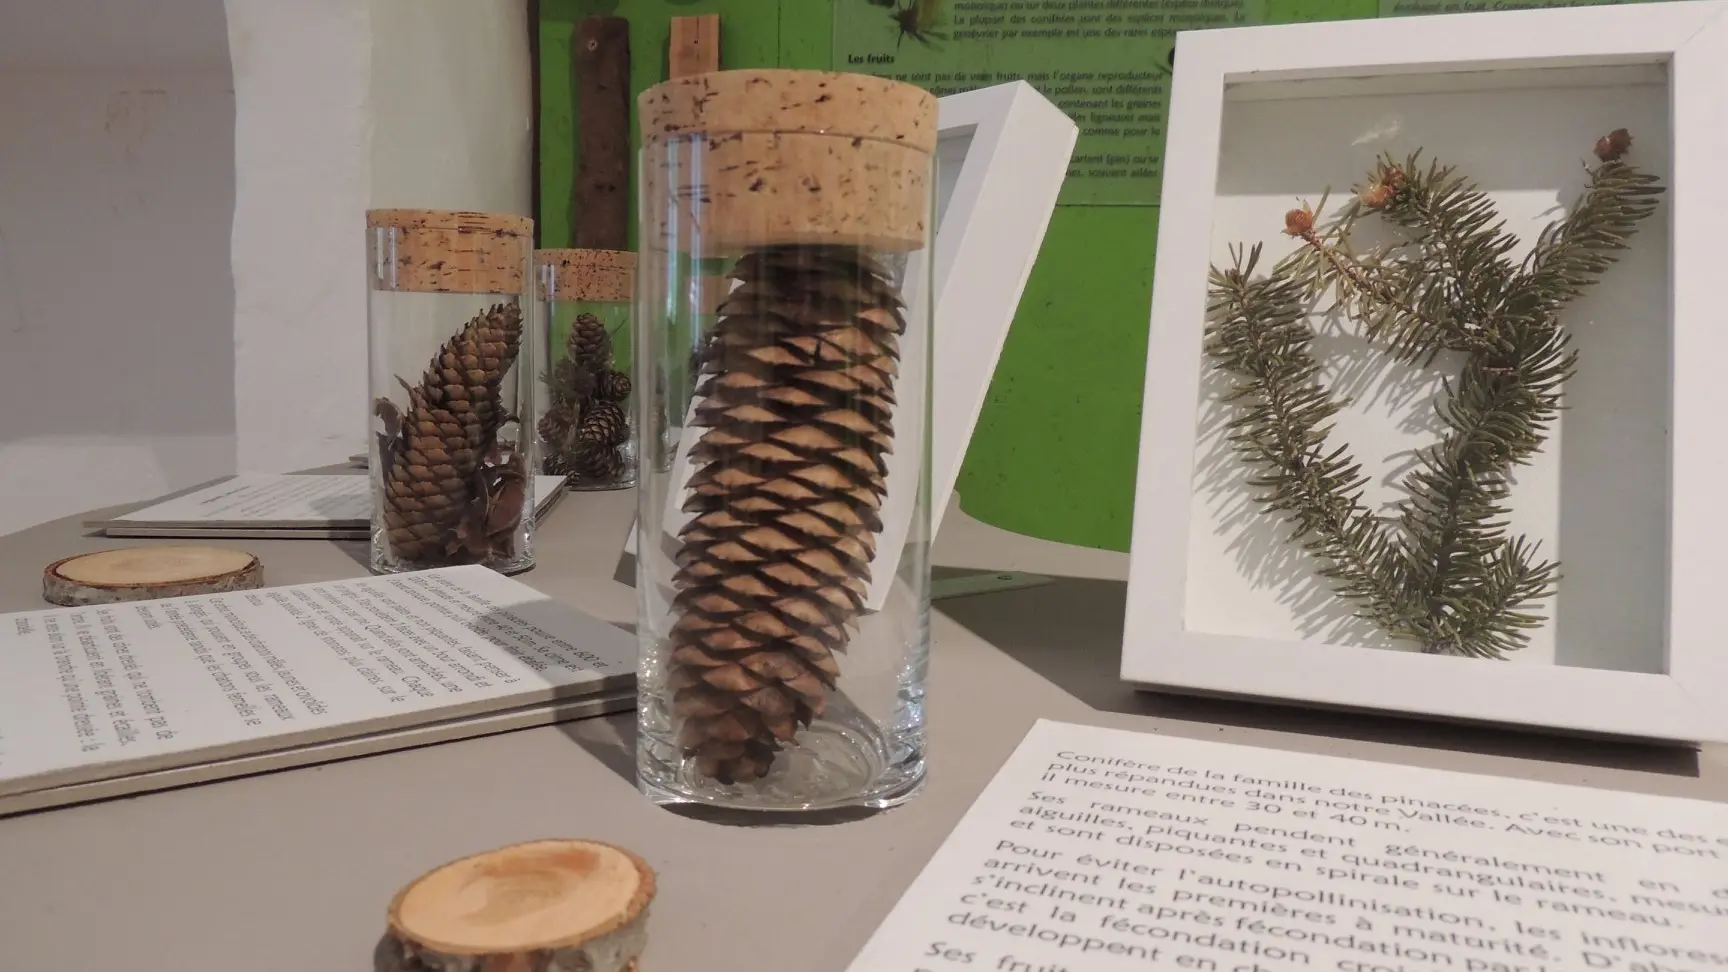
[536,248,635,303]
[367,209,534,295]
[636,69,939,253]
[638,69,939,155]
[367,209,534,237]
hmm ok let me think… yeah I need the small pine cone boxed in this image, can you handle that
[548,358,598,405]
[566,313,612,366]
[381,301,524,564]
[537,405,574,444]
[1594,128,1633,163]
[576,400,630,447]
[1283,205,1315,238]
[596,369,632,404]
[572,444,627,482]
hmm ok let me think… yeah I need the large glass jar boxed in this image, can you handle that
[534,248,637,491]
[366,209,537,576]
[633,69,938,811]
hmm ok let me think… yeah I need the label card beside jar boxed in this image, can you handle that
[844,719,1728,971]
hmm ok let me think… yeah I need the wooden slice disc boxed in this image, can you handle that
[43,546,264,607]
[384,839,655,972]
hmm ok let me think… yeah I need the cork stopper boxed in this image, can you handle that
[367,209,534,295]
[638,69,938,253]
[536,248,636,303]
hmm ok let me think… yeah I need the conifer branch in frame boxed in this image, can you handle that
[1205,130,1664,660]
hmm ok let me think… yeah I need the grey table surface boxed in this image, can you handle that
[0,481,1722,971]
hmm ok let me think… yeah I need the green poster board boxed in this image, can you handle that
[833,0,1268,206]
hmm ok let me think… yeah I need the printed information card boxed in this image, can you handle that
[97,473,569,536]
[846,720,1728,972]
[0,566,635,802]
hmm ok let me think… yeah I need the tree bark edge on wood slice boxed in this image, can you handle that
[42,546,264,607]
[383,838,656,972]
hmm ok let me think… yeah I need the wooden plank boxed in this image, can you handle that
[669,14,721,79]
[570,15,630,251]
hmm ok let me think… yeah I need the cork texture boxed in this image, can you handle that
[643,132,931,252]
[638,70,936,253]
[536,248,637,302]
[367,209,534,295]
[639,69,938,153]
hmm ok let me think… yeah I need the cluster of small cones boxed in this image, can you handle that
[539,313,633,486]
[376,301,528,566]
[666,244,905,785]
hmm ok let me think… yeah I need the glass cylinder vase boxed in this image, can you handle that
[534,248,638,490]
[633,69,938,812]
[366,209,537,576]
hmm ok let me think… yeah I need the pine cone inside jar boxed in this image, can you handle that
[667,244,903,785]
[572,441,627,482]
[547,357,598,406]
[537,405,575,445]
[595,369,632,404]
[577,400,630,448]
[566,312,611,367]
[380,301,525,563]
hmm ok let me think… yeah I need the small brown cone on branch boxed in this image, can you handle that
[380,302,525,562]
[668,244,904,785]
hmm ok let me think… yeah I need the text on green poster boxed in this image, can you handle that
[833,0,1268,205]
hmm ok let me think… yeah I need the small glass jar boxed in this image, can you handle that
[634,69,938,811]
[365,209,537,576]
[534,248,638,490]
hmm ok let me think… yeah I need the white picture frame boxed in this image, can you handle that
[1122,1,1728,744]
[622,80,1077,610]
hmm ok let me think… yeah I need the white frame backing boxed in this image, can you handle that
[1122,0,1728,744]
[623,80,1077,610]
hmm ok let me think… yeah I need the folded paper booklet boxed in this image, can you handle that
[0,565,635,816]
[88,473,570,540]
[845,720,1728,971]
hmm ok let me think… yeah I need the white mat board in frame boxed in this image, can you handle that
[623,80,1078,611]
[1122,1,1728,744]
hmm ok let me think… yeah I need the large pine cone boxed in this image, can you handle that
[667,245,904,785]
[381,302,525,563]
[566,312,611,367]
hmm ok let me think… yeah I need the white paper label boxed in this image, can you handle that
[0,566,633,795]
[116,474,568,525]
[846,720,1728,972]
[118,474,368,522]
